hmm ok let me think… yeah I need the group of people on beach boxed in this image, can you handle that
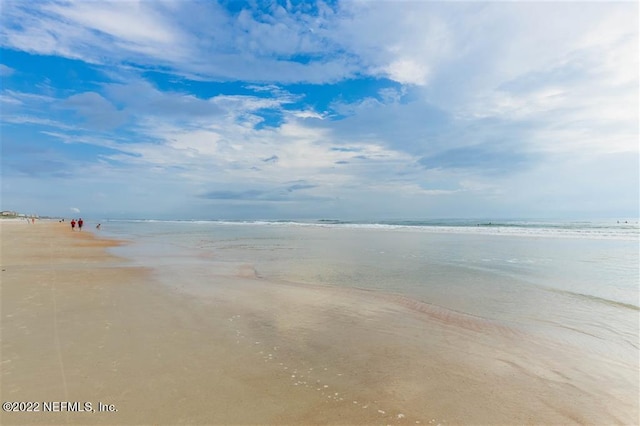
[69,218,100,231]
[70,218,83,231]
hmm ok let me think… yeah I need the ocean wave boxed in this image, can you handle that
[104,218,639,240]
[549,288,640,311]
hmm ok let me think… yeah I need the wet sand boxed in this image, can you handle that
[1,221,637,425]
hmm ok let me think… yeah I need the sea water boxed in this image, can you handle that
[103,219,639,366]
[96,218,639,422]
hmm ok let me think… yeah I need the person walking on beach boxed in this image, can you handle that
[78,218,84,231]
[71,219,76,230]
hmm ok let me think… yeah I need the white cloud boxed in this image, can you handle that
[62,92,127,130]
[1,1,637,219]
[2,90,55,105]
[46,1,178,46]
[291,110,325,120]
[383,59,429,86]
[2,1,635,92]
[0,64,14,76]
[1,1,187,67]
[0,94,22,106]
[2,116,77,131]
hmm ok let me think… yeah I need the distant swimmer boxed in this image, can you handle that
[71,219,76,230]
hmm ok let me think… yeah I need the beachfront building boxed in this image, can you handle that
[0,211,31,218]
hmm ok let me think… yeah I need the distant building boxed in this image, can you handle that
[0,211,32,218]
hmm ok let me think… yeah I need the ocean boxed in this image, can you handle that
[100,218,639,422]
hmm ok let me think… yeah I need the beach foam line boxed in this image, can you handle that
[104,218,640,240]
[548,288,640,311]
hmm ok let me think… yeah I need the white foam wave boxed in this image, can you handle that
[104,219,639,240]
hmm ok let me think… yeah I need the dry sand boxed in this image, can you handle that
[1,221,636,425]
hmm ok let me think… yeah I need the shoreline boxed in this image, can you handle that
[0,221,403,424]
[1,221,637,424]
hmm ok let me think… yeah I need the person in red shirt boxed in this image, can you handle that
[71,219,76,230]
[78,218,84,231]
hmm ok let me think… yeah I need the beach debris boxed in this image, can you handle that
[397,413,405,419]
[378,409,386,414]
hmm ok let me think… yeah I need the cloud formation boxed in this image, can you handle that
[0,1,637,219]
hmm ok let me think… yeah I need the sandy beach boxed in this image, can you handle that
[1,221,637,425]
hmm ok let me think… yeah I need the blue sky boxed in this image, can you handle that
[1,0,638,220]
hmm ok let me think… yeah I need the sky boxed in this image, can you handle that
[1,0,638,221]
